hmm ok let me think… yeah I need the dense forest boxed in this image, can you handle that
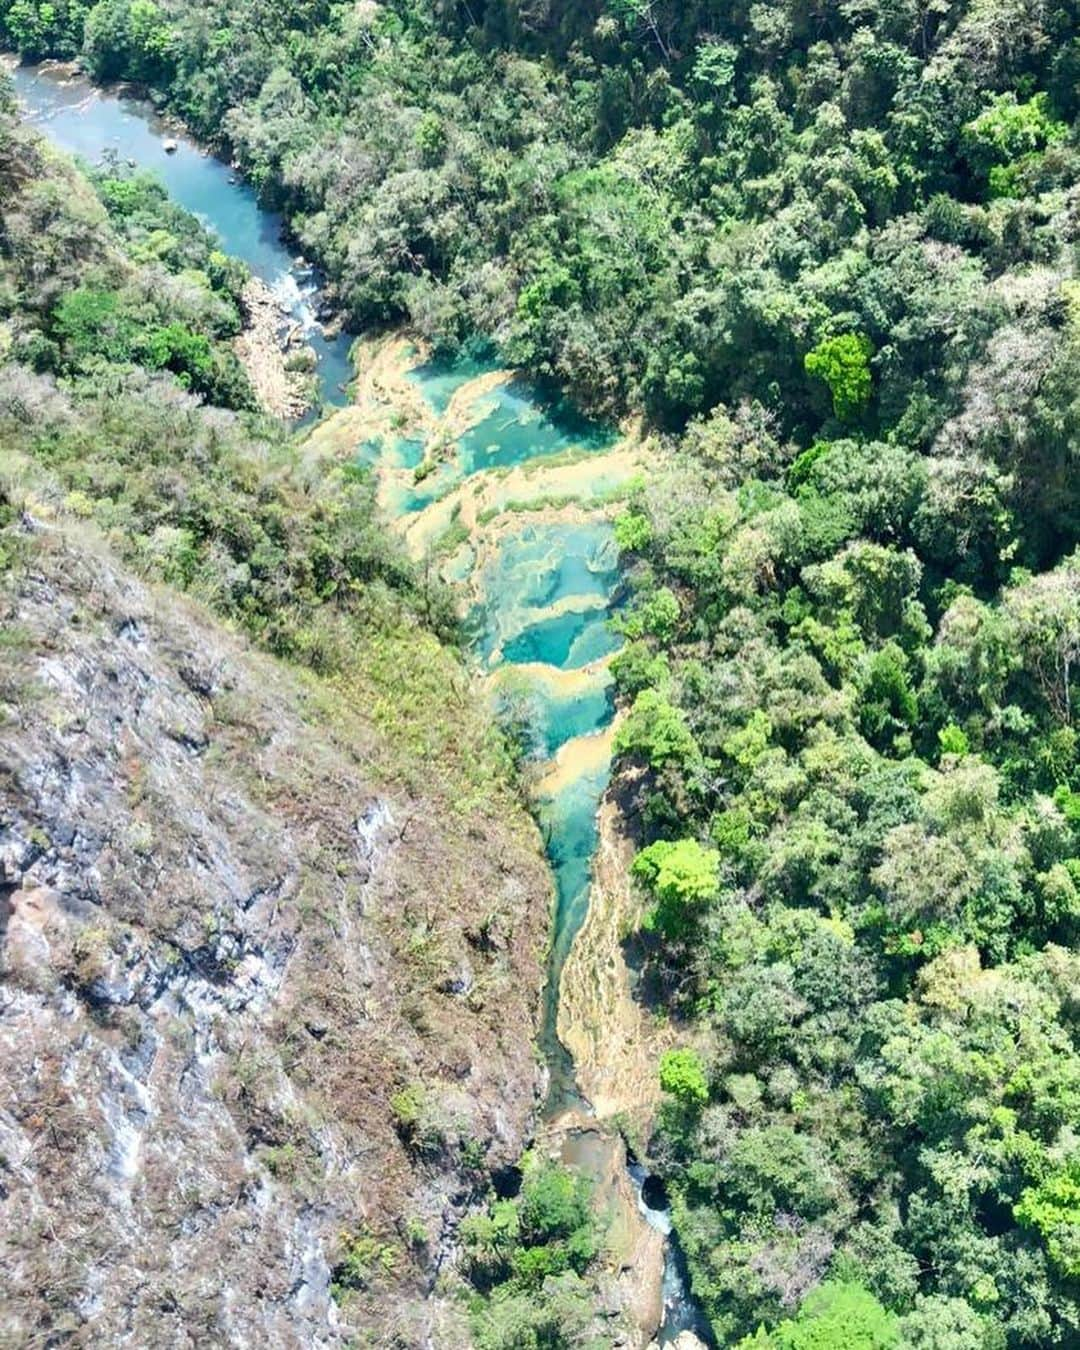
[5,0,1080,1345]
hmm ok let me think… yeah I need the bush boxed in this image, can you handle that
[659,1047,709,1107]
[463,1161,600,1336]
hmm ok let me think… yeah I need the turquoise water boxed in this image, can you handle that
[456,379,613,475]
[500,606,620,670]
[14,62,700,1339]
[502,522,618,609]
[394,437,427,470]
[401,359,622,1109]
[490,666,615,761]
[357,435,426,471]
[390,364,617,513]
[538,685,615,759]
[469,521,620,665]
[10,62,355,408]
[407,355,493,415]
[397,467,456,514]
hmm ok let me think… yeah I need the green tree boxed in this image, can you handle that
[83,0,175,83]
[659,1047,709,1106]
[519,1163,593,1247]
[613,688,700,772]
[805,334,874,421]
[604,0,674,60]
[1015,1160,1080,1278]
[900,1294,1004,1349]
[743,1281,901,1348]
[620,585,681,642]
[858,642,919,748]
[963,93,1067,196]
[633,837,719,936]
[614,509,652,554]
[52,288,126,363]
[2,0,87,56]
[142,322,213,386]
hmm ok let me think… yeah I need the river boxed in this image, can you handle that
[11,58,705,1347]
[7,60,355,408]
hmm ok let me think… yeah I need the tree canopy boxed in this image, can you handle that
[6,0,1080,1341]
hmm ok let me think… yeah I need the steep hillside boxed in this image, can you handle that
[0,503,550,1347]
[8,0,1080,1343]
[0,78,552,1348]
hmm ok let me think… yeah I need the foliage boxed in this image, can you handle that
[460,1158,602,1345]
[330,1228,397,1301]
[658,1048,709,1107]
[83,0,176,84]
[389,1082,449,1158]
[633,838,719,937]
[6,0,1080,1339]
[964,93,1067,196]
[613,509,652,554]
[739,1281,901,1348]
[612,688,699,772]
[618,585,681,642]
[1015,1161,1080,1278]
[804,335,874,422]
[1,0,86,57]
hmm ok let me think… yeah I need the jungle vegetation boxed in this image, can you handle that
[6,0,1080,1344]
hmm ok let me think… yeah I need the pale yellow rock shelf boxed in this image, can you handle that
[399,445,646,567]
[485,658,615,702]
[480,592,610,670]
[304,334,513,477]
[557,791,670,1133]
[305,331,663,1132]
[303,332,647,569]
[534,724,616,801]
[303,334,433,457]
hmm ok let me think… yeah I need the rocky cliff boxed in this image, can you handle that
[0,503,552,1347]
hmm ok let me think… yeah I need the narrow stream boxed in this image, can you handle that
[628,1163,713,1345]
[12,58,703,1345]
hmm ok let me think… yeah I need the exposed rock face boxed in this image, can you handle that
[0,519,551,1346]
[542,1113,665,1349]
[648,1334,709,1350]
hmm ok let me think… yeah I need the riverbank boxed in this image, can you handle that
[0,79,563,1349]
[558,793,670,1133]
[544,1111,666,1345]
[6,57,356,412]
[306,333,707,1345]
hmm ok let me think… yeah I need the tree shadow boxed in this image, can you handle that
[610,771,701,1024]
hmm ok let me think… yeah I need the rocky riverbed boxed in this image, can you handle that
[233,277,318,419]
[558,792,671,1133]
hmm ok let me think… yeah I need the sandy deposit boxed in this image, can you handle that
[233,278,316,419]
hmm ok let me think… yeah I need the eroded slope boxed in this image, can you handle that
[0,508,551,1347]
